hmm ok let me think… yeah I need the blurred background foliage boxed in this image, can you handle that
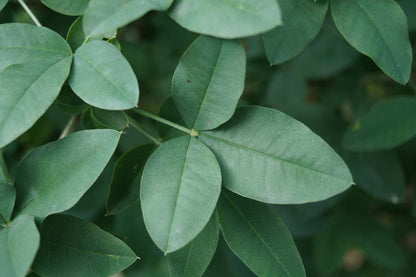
[1,0,416,276]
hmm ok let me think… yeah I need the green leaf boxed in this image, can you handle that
[107,144,154,215]
[200,106,353,204]
[0,178,14,225]
[69,40,139,110]
[218,191,306,277]
[331,0,412,84]
[56,85,88,115]
[0,24,73,148]
[33,214,137,277]
[83,0,173,38]
[91,108,129,131]
[141,136,221,253]
[169,0,282,39]
[158,96,185,140]
[66,17,87,50]
[0,0,7,12]
[264,0,328,64]
[13,129,120,219]
[168,214,219,277]
[172,36,246,130]
[343,96,416,152]
[0,215,40,277]
[343,151,404,203]
[41,0,90,16]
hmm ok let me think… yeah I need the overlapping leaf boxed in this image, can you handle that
[14,129,120,219]
[41,0,90,16]
[0,215,40,277]
[264,0,328,64]
[33,214,137,277]
[169,0,282,39]
[0,24,72,148]
[218,191,306,277]
[172,36,246,130]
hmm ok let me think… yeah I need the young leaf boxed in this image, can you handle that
[141,136,221,253]
[168,214,219,277]
[0,0,7,12]
[106,144,154,215]
[199,106,353,204]
[218,191,306,277]
[172,36,246,130]
[264,0,328,64]
[33,214,137,277]
[0,24,73,148]
[83,0,173,38]
[331,0,412,84]
[41,0,90,16]
[169,0,282,39]
[13,129,120,219]
[69,40,139,110]
[343,97,416,152]
[0,215,40,277]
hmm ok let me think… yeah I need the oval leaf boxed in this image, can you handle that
[0,24,73,148]
[0,215,40,277]
[13,129,120,219]
[264,0,328,64]
[168,214,219,277]
[342,97,416,152]
[172,36,246,130]
[33,214,137,277]
[69,40,139,110]
[91,108,129,131]
[83,0,173,38]
[331,0,412,84]
[169,0,282,39]
[41,0,90,16]
[106,144,154,215]
[218,191,306,277]
[141,136,221,253]
[200,106,353,204]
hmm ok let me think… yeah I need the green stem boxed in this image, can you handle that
[17,0,42,27]
[126,115,162,146]
[132,108,197,136]
[59,115,80,139]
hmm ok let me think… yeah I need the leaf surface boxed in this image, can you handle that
[169,0,281,39]
[141,136,221,253]
[33,214,137,277]
[172,36,245,130]
[218,191,305,277]
[0,215,40,277]
[41,0,90,16]
[264,0,328,64]
[200,106,353,204]
[69,40,139,110]
[331,0,412,84]
[14,129,120,219]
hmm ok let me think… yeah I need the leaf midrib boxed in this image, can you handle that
[201,132,350,183]
[222,192,292,276]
